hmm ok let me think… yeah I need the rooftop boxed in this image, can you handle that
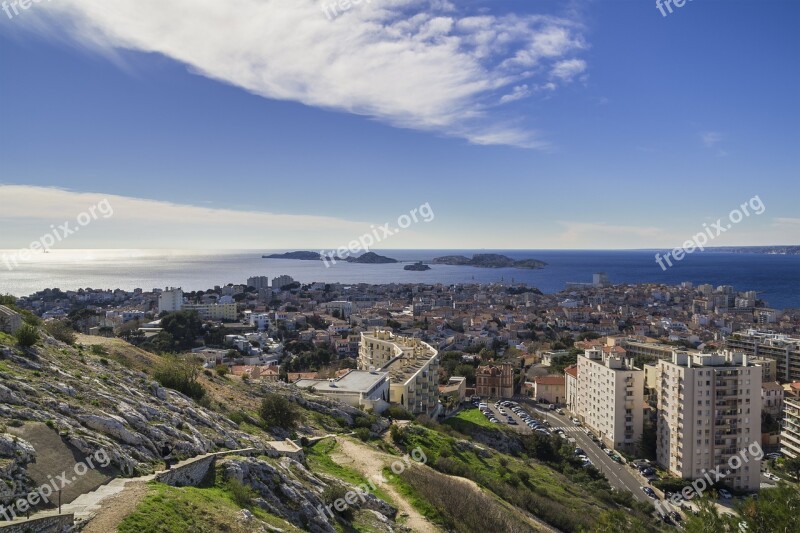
[295,369,387,393]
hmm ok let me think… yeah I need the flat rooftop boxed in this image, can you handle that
[295,370,387,392]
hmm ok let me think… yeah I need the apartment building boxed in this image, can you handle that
[295,369,390,412]
[158,287,184,313]
[247,276,270,290]
[656,352,762,491]
[620,338,681,361]
[727,330,800,381]
[475,363,514,399]
[183,303,238,321]
[781,397,800,459]
[576,348,644,453]
[359,330,440,416]
[272,275,295,289]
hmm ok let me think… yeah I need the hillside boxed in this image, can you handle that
[1,326,662,532]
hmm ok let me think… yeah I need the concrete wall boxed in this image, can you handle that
[155,455,216,487]
[0,514,73,533]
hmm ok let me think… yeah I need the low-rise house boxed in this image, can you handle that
[0,305,23,333]
[295,369,390,412]
[533,375,565,404]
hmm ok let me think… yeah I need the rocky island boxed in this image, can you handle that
[262,251,321,260]
[343,252,398,264]
[432,253,546,269]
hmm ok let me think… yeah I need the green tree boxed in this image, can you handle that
[259,393,299,429]
[15,324,40,347]
[44,319,77,345]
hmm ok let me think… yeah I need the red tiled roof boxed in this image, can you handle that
[534,375,565,386]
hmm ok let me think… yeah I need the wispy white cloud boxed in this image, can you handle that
[701,131,722,148]
[550,58,586,82]
[19,0,588,149]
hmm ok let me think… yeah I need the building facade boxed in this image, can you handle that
[727,330,800,381]
[564,365,578,414]
[158,287,184,314]
[359,330,440,416]
[577,347,644,453]
[781,398,800,459]
[533,375,565,404]
[183,303,238,321]
[656,352,762,491]
[475,363,514,399]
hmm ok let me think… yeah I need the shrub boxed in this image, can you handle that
[215,365,229,377]
[386,406,414,420]
[153,356,206,401]
[226,477,254,507]
[44,320,76,345]
[259,393,299,430]
[15,324,40,347]
[354,427,371,442]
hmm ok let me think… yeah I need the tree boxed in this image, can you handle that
[15,324,40,347]
[259,393,299,429]
[783,456,800,480]
[153,355,206,401]
[44,320,77,345]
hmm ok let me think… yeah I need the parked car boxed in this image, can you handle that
[765,472,780,482]
[556,408,565,415]
[718,489,732,499]
[574,448,585,455]
[548,404,556,410]
[641,486,657,499]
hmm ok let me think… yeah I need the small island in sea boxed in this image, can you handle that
[404,261,431,271]
[344,252,398,264]
[432,253,547,269]
[262,251,321,260]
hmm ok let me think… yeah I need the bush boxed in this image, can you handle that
[215,365,229,377]
[226,477,254,507]
[386,406,414,420]
[354,427,371,442]
[153,356,206,401]
[15,324,40,347]
[259,393,300,430]
[44,320,76,345]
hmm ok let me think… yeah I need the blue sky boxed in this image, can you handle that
[0,0,798,250]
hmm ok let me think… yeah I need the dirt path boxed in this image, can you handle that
[81,480,149,533]
[329,438,439,533]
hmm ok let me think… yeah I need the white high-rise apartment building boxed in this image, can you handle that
[656,351,762,491]
[576,348,644,453]
[247,276,270,290]
[158,287,184,314]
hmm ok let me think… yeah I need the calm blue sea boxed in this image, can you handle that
[0,249,798,309]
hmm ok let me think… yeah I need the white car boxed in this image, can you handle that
[718,489,732,499]
[765,473,780,482]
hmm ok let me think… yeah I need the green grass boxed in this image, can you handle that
[0,332,16,347]
[0,360,11,373]
[306,437,395,505]
[118,482,304,533]
[443,408,496,432]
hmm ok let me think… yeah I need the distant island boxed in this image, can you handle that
[702,246,800,256]
[263,251,321,260]
[344,252,398,264]
[432,253,547,269]
[404,261,431,271]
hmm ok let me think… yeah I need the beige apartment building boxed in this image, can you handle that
[359,330,440,416]
[656,352,762,491]
[781,397,800,459]
[727,330,800,381]
[576,348,644,453]
[183,303,238,321]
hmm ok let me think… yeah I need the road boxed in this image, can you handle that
[518,400,654,506]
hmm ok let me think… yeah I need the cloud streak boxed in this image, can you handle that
[22,0,588,148]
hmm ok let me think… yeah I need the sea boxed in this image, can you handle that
[0,249,798,309]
